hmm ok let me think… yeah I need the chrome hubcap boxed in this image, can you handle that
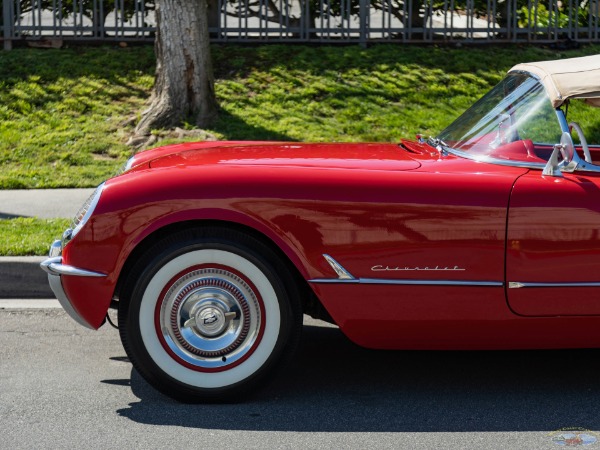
[182,293,238,338]
[159,267,262,370]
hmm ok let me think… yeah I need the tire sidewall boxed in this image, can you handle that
[123,235,295,400]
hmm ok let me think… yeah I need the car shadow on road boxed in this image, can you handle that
[116,323,600,432]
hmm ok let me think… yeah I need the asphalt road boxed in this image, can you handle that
[1,307,599,449]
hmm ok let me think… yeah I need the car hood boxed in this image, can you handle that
[132,142,422,172]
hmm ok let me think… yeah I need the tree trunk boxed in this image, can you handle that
[136,0,218,135]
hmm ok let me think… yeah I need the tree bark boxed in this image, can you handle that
[136,0,218,135]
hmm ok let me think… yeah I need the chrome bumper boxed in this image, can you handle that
[40,240,107,330]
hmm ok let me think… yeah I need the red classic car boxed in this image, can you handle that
[42,54,600,402]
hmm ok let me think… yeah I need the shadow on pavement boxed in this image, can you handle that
[116,324,600,432]
[0,212,28,219]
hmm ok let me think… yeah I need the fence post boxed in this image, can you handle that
[359,0,367,47]
[3,0,13,50]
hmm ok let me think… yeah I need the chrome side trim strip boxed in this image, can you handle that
[309,278,502,287]
[40,257,107,278]
[309,278,360,284]
[315,254,501,286]
[323,254,355,280]
[361,279,502,286]
[509,281,600,289]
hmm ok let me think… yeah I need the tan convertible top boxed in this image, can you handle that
[509,54,600,108]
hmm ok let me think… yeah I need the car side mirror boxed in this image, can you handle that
[559,131,575,164]
[543,132,578,177]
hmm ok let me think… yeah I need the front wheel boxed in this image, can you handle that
[118,229,302,402]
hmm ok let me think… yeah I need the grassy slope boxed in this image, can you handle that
[0,218,70,256]
[1,44,600,255]
[2,44,600,190]
[210,45,600,142]
[0,46,155,189]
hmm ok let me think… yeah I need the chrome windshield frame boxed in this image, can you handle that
[429,106,600,174]
[430,139,546,170]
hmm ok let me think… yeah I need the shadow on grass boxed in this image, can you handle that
[211,43,600,81]
[0,46,155,112]
[116,322,600,433]
[211,109,296,141]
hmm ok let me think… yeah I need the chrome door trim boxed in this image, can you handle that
[509,281,600,289]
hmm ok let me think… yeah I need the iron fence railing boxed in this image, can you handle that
[2,0,600,50]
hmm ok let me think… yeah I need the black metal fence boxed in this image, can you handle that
[2,0,600,50]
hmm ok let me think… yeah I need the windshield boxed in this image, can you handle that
[436,73,562,161]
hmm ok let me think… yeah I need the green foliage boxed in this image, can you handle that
[518,4,571,28]
[0,218,70,255]
[209,44,600,143]
[1,44,600,190]
[0,46,155,188]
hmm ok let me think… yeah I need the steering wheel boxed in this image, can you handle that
[569,121,592,163]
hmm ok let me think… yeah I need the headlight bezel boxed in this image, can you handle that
[120,156,136,174]
[63,182,106,247]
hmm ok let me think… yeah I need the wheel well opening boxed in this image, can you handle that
[113,220,333,323]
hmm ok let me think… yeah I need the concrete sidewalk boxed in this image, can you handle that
[0,188,94,219]
[0,189,95,299]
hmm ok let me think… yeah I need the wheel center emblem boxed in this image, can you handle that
[195,306,226,337]
[203,314,218,325]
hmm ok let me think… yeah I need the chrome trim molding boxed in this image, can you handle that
[308,278,504,287]
[314,254,501,286]
[361,279,502,286]
[309,277,502,287]
[48,239,62,258]
[123,156,136,173]
[69,182,105,243]
[40,257,106,278]
[509,281,600,289]
[556,108,570,134]
[439,144,548,170]
[323,254,355,280]
[309,278,360,284]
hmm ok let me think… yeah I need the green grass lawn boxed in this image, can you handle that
[0,218,70,256]
[2,43,600,190]
[2,43,600,255]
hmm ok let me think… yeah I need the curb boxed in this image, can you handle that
[0,257,53,299]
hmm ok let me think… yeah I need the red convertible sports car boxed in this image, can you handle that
[42,54,600,402]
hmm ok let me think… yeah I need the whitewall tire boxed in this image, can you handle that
[118,229,302,402]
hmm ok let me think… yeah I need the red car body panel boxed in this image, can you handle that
[507,170,600,316]
[60,140,600,347]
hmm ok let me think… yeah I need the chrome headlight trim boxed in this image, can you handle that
[122,155,136,173]
[67,182,105,244]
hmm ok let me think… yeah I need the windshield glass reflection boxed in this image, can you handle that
[436,73,561,161]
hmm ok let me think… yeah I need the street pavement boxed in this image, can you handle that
[3,309,600,449]
[3,290,600,447]
[0,188,94,299]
